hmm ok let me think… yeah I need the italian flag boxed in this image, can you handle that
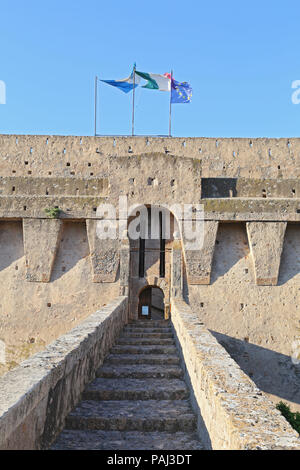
[135,70,171,91]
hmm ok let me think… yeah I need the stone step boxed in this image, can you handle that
[65,400,197,432]
[121,331,173,339]
[50,312,204,451]
[117,337,175,346]
[124,328,173,335]
[83,378,188,401]
[125,325,172,331]
[128,321,171,328]
[104,354,180,365]
[110,345,178,355]
[51,430,204,450]
[97,363,183,379]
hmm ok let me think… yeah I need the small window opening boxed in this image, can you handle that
[159,211,165,278]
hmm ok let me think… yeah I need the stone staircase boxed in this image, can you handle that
[51,320,204,450]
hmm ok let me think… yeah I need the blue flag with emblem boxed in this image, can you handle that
[171,79,192,103]
[100,66,140,93]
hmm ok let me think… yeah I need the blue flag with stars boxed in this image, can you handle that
[171,79,192,103]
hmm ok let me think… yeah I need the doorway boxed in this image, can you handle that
[138,286,165,320]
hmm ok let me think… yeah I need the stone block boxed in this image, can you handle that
[120,236,130,293]
[86,219,120,283]
[171,240,182,298]
[183,221,218,284]
[23,218,63,282]
[246,222,287,285]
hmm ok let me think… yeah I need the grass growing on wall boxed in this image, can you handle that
[45,207,61,218]
[276,401,300,435]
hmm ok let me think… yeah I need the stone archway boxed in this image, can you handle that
[138,285,165,320]
[130,276,170,320]
[127,205,179,320]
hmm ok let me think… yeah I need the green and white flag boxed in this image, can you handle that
[135,70,171,91]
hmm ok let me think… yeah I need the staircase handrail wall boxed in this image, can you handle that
[0,296,128,450]
[171,298,300,450]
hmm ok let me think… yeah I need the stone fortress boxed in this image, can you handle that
[0,135,300,449]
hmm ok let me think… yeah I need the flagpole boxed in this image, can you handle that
[132,64,136,136]
[94,75,98,136]
[169,70,173,137]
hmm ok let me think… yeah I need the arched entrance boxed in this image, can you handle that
[127,204,181,320]
[138,286,165,320]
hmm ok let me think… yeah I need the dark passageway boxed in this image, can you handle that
[138,286,165,320]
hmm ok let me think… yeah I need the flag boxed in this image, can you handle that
[100,68,140,93]
[164,73,192,103]
[171,79,192,103]
[135,71,171,91]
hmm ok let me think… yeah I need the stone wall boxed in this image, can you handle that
[171,298,300,450]
[187,222,300,412]
[1,133,300,421]
[0,220,120,376]
[0,135,300,220]
[0,296,128,450]
[0,135,299,179]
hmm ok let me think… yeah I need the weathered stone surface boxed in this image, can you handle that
[126,320,170,328]
[188,222,300,413]
[96,364,183,379]
[119,235,130,295]
[105,354,180,365]
[0,135,299,180]
[124,326,172,333]
[23,218,63,282]
[52,319,204,450]
[51,430,204,450]
[0,220,120,377]
[1,195,300,221]
[201,177,300,198]
[171,240,183,297]
[183,220,218,285]
[117,337,175,345]
[0,176,109,196]
[1,136,300,221]
[171,299,300,450]
[246,222,287,285]
[111,344,177,355]
[121,331,173,338]
[86,219,120,282]
[83,378,188,400]
[66,399,197,432]
[1,134,300,450]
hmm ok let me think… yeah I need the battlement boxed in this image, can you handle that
[0,134,300,222]
[0,134,300,178]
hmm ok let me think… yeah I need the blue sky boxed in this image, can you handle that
[0,0,300,137]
